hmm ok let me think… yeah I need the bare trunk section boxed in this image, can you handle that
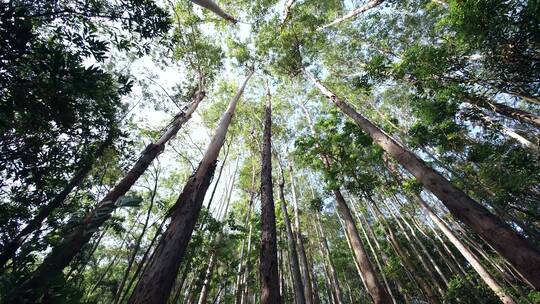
[189,0,237,23]
[259,80,282,304]
[127,71,252,304]
[0,131,113,270]
[288,161,314,304]
[276,158,306,304]
[314,213,343,304]
[317,0,384,31]
[304,69,540,288]
[12,83,207,302]
[334,190,392,303]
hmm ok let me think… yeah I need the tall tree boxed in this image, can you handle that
[303,68,540,289]
[10,79,206,302]
[259,80,282,304]
[127,70,253,304]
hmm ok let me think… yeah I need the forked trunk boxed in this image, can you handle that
[304,69,540,288]
[127,71,252,304]
[317,0,384,30]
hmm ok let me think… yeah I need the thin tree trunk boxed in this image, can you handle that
[314,215,342,304]
[415,194,517,304]
[304,69,540,288]
[0,131,113,270]
[189,0,237,23]
[259,80,281,304]
[288,161,314,304]
[127,71,252,304]
[276,157,306,304]
[317,0,384,31]
[114,170,160,304]
[466,94,540,128]
[13,85,207,301]
[366,202,440,304]
[349,197,398,304]
[281,0,296,27]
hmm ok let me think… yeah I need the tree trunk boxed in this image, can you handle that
[317,0,384,31]
[127,71,252,304]
[276,159,306,304]
[333,190,392,303]
[416,194,517,304]
[314,213,343,304]
[189,0,237,23]
[348,197,398,304]
[11,84,207,302]
[366,202,440,304]
[259,80,281,304]
[114,170,160,304]
[0,131,113,270]
[466,94,540,129]
[304,69,540,288]
[288,161,314,304]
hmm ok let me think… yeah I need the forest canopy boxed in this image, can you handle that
[0,0,539,303]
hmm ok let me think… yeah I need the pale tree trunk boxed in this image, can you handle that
[317,0,384,31]
[0,131,114,270]
[466,105,539,153]
[240,204,255,304]
[314,213,343,304]
[189,0,237,23]
[366,202,440,304]
[13,83,207,301]
[304,69,540,288]
[384,197,450,290]
[127,71,252,304]
[415,194,517,304]
[276,157,306,304]
[306,245,321,304]
[288,161,314,304]
[259,80,281,304]
[235,187,255,304]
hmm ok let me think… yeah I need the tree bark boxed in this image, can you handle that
[334,190,392,303]
[0,131,113,270]
[259,80,282,304]
[317,0,384,31]
[314,213,343,304]
[304,69,540,288]
[127,71,252,304]
[276,158,306,304]
[189,0,237,23]
[12,83,206,302]
[288,161,314,304]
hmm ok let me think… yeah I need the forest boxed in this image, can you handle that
[0,0,539,303]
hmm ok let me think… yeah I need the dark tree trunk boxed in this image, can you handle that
[127,71,252,304]
[0,131,113,270]
[11,86,206,302]
[304,69,540,289]
[259,81,282,304]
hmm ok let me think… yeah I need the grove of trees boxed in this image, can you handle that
[0,0,539,303]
